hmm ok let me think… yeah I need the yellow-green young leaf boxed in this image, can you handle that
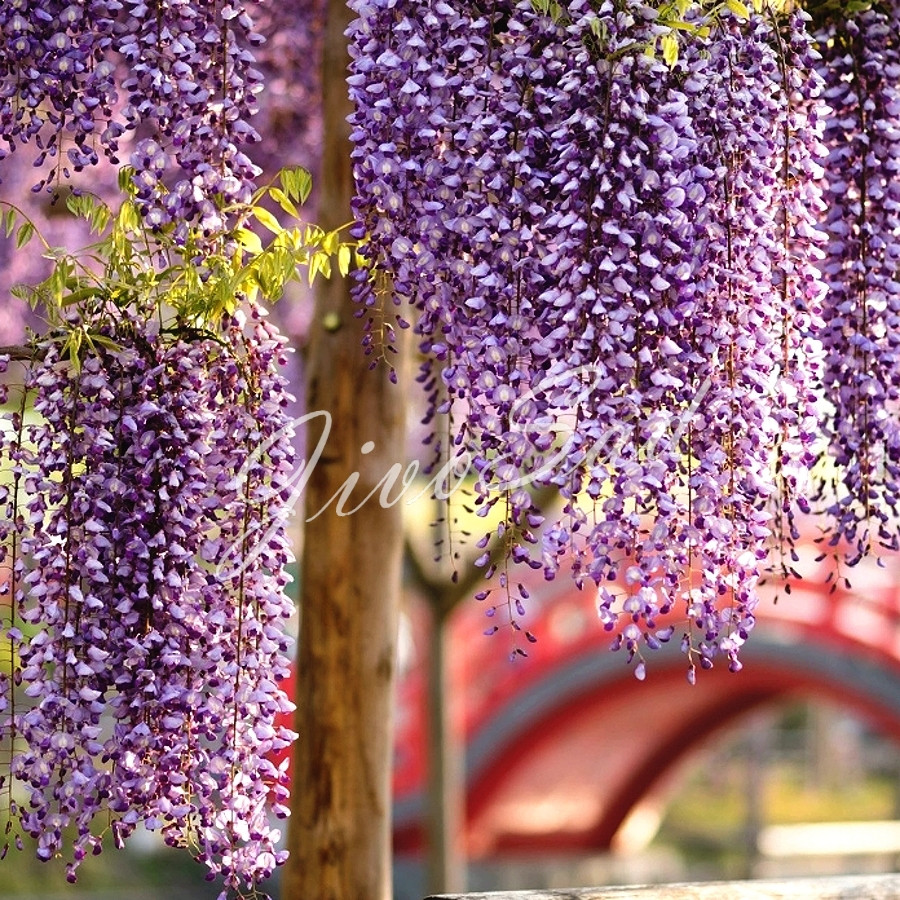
[15,222,34,249]
[10,283,36,304]
[312,226,326,247]
[251,206,282,235]
[337,244,352,277]
[298,172,313,204]
[308,251,332,285]
[322,230,340,255]
[244,278,260,303]
[60,287,99,307]
[280,166,313,205]
[661,32,679,66]
[235,228,264,254]
[269,188,300,220]
[86,334,123,353]
[65,330,83,372]
[4,208,16,238]
[65,192,82,217]
[257,255,277,297]
[117,200,140,232]
[117,165,137,194]
[279,250,296,289]
[725,0,751,18]
[279,227,296,252]
[90,205,110,235]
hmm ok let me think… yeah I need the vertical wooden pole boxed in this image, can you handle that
[280,1,406,897]
[425,607,466,895]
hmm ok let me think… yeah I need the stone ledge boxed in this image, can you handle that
[424,872,900,900]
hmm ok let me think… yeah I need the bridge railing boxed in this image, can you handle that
[424,872,900,899]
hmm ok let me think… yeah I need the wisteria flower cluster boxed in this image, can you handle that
[348,0,829,674]
[814,2,900,563]
[0,0,264,233]
[0,187,307,895]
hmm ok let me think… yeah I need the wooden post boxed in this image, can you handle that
[426,606,466,895]
[408,486,560,895]
[280,0,407,897]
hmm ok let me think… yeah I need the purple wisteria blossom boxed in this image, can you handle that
[814,3,900,563]
[0,1,264,232]
[348,0,828,674]
[0,4,315,892]
[0,309,297,895]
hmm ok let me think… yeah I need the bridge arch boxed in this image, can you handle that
[458,628,900,855]
[393,537,900,857]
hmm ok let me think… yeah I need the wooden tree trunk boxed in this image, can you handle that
[280,1,406,897]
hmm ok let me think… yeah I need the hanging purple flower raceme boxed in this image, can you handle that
[0,310,296,894]
[0,1,264,232]
[763,9,829,576]
[815,3,900,564]
[0,351,25,858]
[120,0,264,232]
[0,2,305,893]
[0,0,122,185]
[659,9,826,673]
[347,0,828,673]
[513,5,825,673]
[188,309,297,893]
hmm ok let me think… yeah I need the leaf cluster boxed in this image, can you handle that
[3,167,353,367]
[531,0,870,68]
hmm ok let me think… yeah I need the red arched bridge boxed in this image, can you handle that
[391,531,900,858]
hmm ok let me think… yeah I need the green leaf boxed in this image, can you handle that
[15,222,34,249]
[235,228,264,254]
[256,254,278,298]
[280,166,313,205]
[337,244,352,277]
[60,287,100,307]
[85,333,123,354]
[589,18,607,42]
[64,330,83,373]
[117,200,141,232]
[10,283,34,302]
[269,188,300,220]
[322,230,340,256]
[4,208,16,238]
[725,0,751,18]
[251,206,283,235]
[666,19,699,31]
[118,165,138,195]
[661,32,679,67]
[308,251,332,285]
[90,204,111,235]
